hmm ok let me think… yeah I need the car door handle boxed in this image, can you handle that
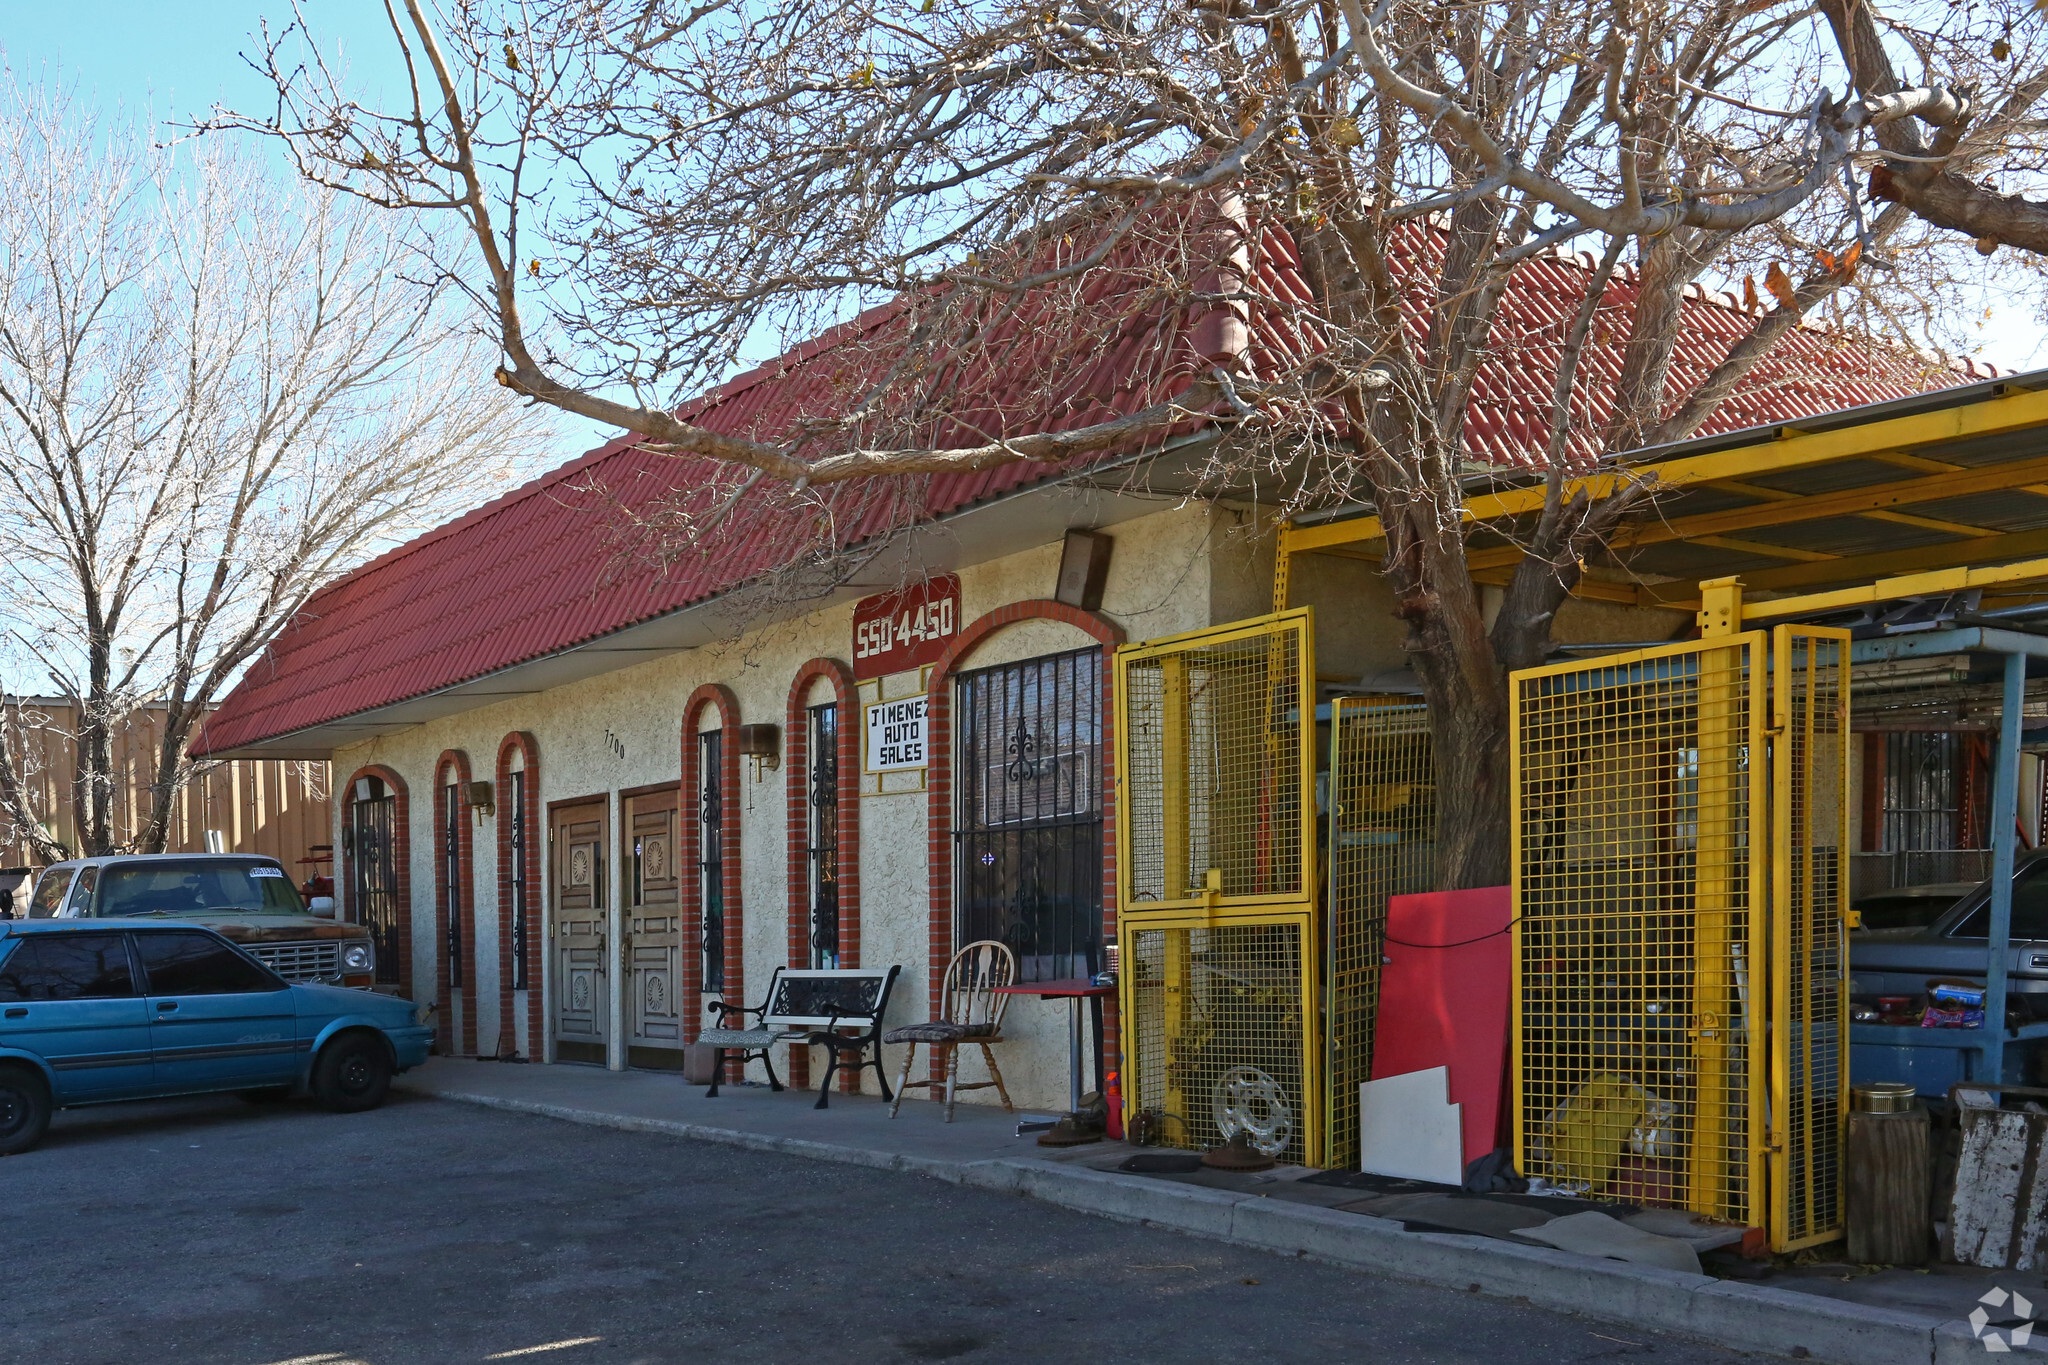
[2032,953,2048,968]
[155,1001,179,1013]
[3,1007,24,1018]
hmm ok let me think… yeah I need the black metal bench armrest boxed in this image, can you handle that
[707,1000,761,1022]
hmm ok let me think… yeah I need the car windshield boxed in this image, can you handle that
[94,861,304,918]
[1948,862,2048,942]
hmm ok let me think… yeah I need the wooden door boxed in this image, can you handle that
[552,803,608,1062]
[624,789,683,1061]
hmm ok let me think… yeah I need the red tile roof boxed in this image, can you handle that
[193,228,1975,755]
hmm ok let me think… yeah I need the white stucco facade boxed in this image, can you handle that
[326,494,1692,1115]
[331,502,1241,1112]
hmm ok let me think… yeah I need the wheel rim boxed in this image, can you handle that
[339,1051,374,1094]
[0,1086,29,1137]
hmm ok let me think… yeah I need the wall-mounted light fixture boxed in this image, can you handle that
[1056,528,1114,611]
[738,723,781,783]
[467,779,495,824]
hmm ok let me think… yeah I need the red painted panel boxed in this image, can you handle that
[1371,885,1513,1166]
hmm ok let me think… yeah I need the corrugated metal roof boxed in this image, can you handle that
[193,227,1968,755]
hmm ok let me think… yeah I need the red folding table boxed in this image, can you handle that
[988,978,1113,1115]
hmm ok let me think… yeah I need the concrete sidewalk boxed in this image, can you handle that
[395,1058,2038,1365]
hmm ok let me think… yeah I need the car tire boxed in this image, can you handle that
[311,1033,392,1113]
[0,1065,52,1155]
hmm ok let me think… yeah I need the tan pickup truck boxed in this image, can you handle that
[25,854,376,988]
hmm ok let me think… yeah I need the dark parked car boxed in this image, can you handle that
[1850,882,1977,933]
[1849,853,2048,1017]
[0,921,431,1155]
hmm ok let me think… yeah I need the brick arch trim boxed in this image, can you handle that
[784,659,859,1089]
[494,732,541,1059]
[341,763,412,998]
[923,601,1124,1089]
[432,750,475,1056]
[680,684,743,1057]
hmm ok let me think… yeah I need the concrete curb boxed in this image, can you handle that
[414,1082,1971,1365]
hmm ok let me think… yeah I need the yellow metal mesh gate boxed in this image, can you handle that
[1116,610,1320,1163]
[1771,629,1849,1250]
[1514,635,1764,1226]
[1326,700,1435,1172]
[1510,628,1847,1248]
[1126,916,1315,1162]
[1119,611,1315,911]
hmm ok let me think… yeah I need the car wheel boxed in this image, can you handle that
[311,1033,392,1114]
[0,1065,52,1155]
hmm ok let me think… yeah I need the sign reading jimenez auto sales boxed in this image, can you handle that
[850,574,960,681]
[863,695,929,773]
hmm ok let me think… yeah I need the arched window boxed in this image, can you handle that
[344,770,406,989]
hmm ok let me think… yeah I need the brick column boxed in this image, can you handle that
[433,750,476,1055]
[495,733,541,1059]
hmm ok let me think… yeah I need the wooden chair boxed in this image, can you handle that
[885,940,1015,1121]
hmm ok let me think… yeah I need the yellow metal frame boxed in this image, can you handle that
[1324,698,1435,1172]
[1510,621,1850,1248]
[1767,624,1852,1252]
[1113,607,1325,1165]
[1116,904,1324,1166]
[1285,383,2048,558]
[1111,608,1319,915]
[1740,555,2048,622]
[1510,632,1771,1230]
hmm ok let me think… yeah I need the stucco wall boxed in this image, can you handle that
[328,492,1713,1114]
[331,502,1225,1112]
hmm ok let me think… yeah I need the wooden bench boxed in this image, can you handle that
[698,965,900,1107]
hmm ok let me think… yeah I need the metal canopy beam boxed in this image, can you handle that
[1740,555,2048,622]
[1285,382,2048,555]
[1457,452,2048,575]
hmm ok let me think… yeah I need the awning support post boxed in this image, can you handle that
[1985,650,2024,1082]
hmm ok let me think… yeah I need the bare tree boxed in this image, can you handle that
[0,76,551,860]
[220,0,2048,888]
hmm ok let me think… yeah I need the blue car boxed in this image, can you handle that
[0,920,433,1154]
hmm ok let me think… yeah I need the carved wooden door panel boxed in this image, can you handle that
[625,791,683,1054]
[552,804,607,1061]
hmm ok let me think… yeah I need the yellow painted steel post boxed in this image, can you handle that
[1768,628,1794,1244]
[1509,677,1528,1187]
[1770,627,1853,1250]
[1691,577,1744,1220]
[1292,617,1321,1165]
[1161,655,1189,900]
[1274,526,1293,614]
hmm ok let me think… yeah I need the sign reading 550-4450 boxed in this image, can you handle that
[851,574,961,681]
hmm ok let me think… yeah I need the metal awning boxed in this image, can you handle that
[1283,369,2048,615]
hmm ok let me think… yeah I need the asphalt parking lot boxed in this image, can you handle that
[2,1090,1757,1365]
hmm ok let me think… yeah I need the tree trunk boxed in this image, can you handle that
[138,705,199,855]
[1384,509,1516,891]
[1426,668,1515,891]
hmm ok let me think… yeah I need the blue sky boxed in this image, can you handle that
[0,1,405,120]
